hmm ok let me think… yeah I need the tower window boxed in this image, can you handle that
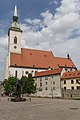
[14,36,17,44]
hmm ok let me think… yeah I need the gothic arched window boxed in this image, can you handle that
[14,36,17,44]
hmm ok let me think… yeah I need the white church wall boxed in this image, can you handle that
[9,30,21,54]
[8,67,46,79]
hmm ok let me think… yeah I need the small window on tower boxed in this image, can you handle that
[14,36,17,44]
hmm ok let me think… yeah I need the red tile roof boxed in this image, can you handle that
[10,48,58,69]
[35,68,62,77]
[61,70,80,79]
[54,57,76,68]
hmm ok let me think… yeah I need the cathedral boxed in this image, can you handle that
[5,5,80,98]
[5,5,77,80]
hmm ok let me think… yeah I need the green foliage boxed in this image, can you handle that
[21,75,36,94]
[3,75,36,95]
[3,77,16,95]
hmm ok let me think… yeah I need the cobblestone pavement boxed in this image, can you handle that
[0,97,80,120]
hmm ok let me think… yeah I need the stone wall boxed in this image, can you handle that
[63,89,80,99]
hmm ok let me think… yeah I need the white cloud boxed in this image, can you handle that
[49,0,58,5]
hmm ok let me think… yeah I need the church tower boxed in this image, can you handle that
[8,5,22,54]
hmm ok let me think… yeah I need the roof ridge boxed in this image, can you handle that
[55,57,69,59]
[21,48,52,53]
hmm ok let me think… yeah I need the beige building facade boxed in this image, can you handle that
[61,70,80,98]
[34,68,62,98]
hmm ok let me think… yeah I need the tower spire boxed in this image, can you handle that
[9,4,22,33]
[13,4,18,22]
[14,4,17,17]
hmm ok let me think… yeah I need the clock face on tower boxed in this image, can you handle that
[14,46,17,49]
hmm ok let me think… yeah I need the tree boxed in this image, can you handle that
[21,75,36,95]
[3,77,16,95]
[3,75,36,96]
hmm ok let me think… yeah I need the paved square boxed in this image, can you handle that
[0,97,80,120]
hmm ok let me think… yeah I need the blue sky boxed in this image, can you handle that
[0,0,61,33]
[0,0,80,80]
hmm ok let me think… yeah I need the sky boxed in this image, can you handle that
[0,0,80,80]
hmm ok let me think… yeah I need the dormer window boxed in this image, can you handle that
[14,36,17,44]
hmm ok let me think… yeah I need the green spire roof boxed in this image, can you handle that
[13,4,18,22]
[14,4,17,17]
[9,4,22,32]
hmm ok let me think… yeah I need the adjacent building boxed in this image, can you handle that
[34,68,62,98]
[61,70,80,98]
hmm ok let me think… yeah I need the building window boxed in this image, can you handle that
[45,87,48,90]
[64,87,66,90]
[53,81,55,84]
[14,36,17,44]
[31,70,34,73]
[15,70,17,77]
[53,87,55,90]
[77,86,80,90]
[40,83,42,87]
[71,86,74,90]
[71,80,74,84]
[76,79,78,83]
[25,71,28,74]
[22,71,24,76]
[70,68,72,71]
[64,80,66,84]
[46,82,47,85]
[45,76,48,80]
[65,68,67,71]
[40,77,42,81]
[39,87,42,91]
[52,76,54,79]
